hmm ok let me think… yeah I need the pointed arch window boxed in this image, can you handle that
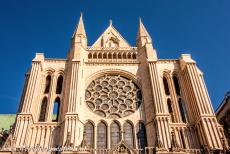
[84,122,94,148]
[39,97,48,122]
[56,75,63,94]
[88,53,92,59]
[103,53,106,59]
[98,53,102,59]
[167,99,175,123]
[124,121,134,148]
[108,53,112,59]
[93,53,97,59]
[173,76,181,95]
[97,122,107,149]
[110,121,121,148]
[136,122,147,153]
[178,98,188,123]
[44,75,51,93]
[163,77,170,95]
[52,97,60,122]
[118,53,122,59]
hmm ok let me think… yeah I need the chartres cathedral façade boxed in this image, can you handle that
[2,14,228,154]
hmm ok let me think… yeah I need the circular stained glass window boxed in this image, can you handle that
[85,74,142,119]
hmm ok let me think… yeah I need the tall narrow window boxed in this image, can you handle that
[136,122,147,153]
[56,75,63,94]
[84,122,94,148]
[52,97,60,122]
[178,98,188,123]
[163,77,170,95]
[97,122,107,149]
[110,121,121,148]
[173,76,180,95]
[180,130,186,149]
[39,97,48,122]
[167,99,175,122]
[44,75,51,93]
[124,121,134,148]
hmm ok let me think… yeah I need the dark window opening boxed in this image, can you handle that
[167,99,175,123]
[179,98,188,123]
[39,97,48,122]
[56,76,63,94]
[163,77,170,95]
[173,76,181,95]
[44,75,51,93]
[136,122,147,154]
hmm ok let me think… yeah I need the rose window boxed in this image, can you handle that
[85,74,142,119]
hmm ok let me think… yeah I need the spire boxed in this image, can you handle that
[72,13,86,38]
[136,18,157,60]
[136,18,152,47]
[72,13,87,47]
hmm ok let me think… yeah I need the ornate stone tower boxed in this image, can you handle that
[8,14,226,154]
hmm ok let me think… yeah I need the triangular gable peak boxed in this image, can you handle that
[91,21,132,49]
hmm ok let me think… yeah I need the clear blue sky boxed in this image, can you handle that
[0,0,229,113]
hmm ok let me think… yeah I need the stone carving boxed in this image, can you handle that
[85,74,142,118]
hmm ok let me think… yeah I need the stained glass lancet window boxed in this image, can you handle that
[124,121,134,148]
[84,122,94,148]
[110,121,121,148]
[97,122,107,149]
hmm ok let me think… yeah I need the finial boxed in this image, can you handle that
[139,17,142,23]
[80,12,83,18]
[109,19,113,26]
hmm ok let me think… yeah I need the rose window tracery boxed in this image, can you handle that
[85,74,142,119]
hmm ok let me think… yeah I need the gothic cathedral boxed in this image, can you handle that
[7,14,227,153]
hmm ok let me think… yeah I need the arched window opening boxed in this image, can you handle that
[52,97,60,122]
[84,122,94,149]
[180,130,186,149]
[113,53,116,59]
[178,98,188,123]
[124,122,134,148]
[108,53,112,59]
[128,53,132,59]
[88,53,92,59]
[44,75,51,94]
[110,121,121,148]
[93,53,97,59]
[39,97,48,122]
[97,122,107,149]
[103,53,106,59]
[163,77,170,95]
[173,76,181,95]
[118,53,122,59]
[132,54,136,59]
[167,99,175,123]
[98,53,102,59]
[136,122,147,153]
[56,76,63,94]
[122,53,126,59]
